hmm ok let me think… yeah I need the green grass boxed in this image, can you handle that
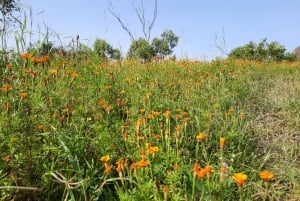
[0,56,299,200]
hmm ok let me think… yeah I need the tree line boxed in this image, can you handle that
[0,0,298,63]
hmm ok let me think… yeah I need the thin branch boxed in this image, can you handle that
[108,1,135,41]
[214,27,228,56]
[108,0,157,42]
[134,0,147,40]
[147,0,157,42]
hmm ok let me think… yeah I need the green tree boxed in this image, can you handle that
[229,39,295,62]
[0,0,20,62]
[152,29,179,58]
[292,46,300,60]
[267,41,286,61]
[127,37,154,61]
[93,38,121,60]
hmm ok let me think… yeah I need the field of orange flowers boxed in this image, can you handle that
[0,55,299,200]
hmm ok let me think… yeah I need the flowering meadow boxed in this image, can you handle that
[0,55,299,200]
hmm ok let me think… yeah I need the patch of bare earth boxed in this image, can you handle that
[254,78,300,200]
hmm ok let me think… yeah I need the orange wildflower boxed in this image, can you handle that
[260,170,274,182]
[165,110,171,119]
[130,162,138,170]
[193,163,200,173]
[37,125,46,131]
[196,132,206,141]
[104,163,113,173]
[183,117,190,124]
[163,185,168,193]
[31,56,39,64]
[196,168,207,179]
[175,125,182,132]
[106,105,113,113]
[19,92,28,99]
[2,155,10,162]
[232,173,247,189]
[2,84,12,92]
[147,113,153,120]
[220,137,226,151]
[21,52,31,60]
[173,163,180,170]
[163,185,168,200]
[98,99,105,107]
[164,130,169,136]
[205,165,213,176]
[100,155,110,163]
[70,71,79,78]
[152,111,161,117]
[136,159,150,168]
[6,63,13,68]
[136,118,143,127]
[116,158,124,173]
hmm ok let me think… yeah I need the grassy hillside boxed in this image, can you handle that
[0,56,299,200]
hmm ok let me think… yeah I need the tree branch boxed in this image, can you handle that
[108,1,135,41]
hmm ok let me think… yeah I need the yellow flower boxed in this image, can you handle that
[149,146,159,155]
[220,137,226,150]
[260,170,274,182]
[50,69,58,75]
[232,173,247,189]
[119,90,126,95]
[196,132,206,141]
[100,155,110,163]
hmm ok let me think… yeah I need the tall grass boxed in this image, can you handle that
[0,7,299,201]
[1,53,299,200]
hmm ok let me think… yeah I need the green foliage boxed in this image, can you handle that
[0,0,21,63]
[127,37,154,61]
[229,38,296,62]
[93,38,121,60]
[152,29,179,59]
[128,30,179,61]
[1,54,299,200]
[292,46,300,60]
[0,0,20,21]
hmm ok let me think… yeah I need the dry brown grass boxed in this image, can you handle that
[253,76,300,200]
